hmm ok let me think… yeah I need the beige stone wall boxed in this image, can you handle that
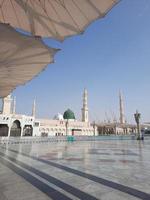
[36,118,97,136]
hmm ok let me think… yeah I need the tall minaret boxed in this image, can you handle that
[119,91,125,124]
[12,96,16,114]
[82,88,89,122]
[32,99,36,117]
[2,94,12,115]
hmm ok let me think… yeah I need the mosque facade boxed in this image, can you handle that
[0,89,97,137]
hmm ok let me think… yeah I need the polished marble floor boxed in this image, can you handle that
[0,138,150,200]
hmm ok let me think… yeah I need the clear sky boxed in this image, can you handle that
[2,0,150,123]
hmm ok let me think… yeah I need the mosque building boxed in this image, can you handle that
[0,89,97,137]
[97,92,137,135]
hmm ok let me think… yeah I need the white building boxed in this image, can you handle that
[0,89,97,137]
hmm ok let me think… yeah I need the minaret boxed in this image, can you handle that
[2,94,12,115]
[82,88,89,122]
[32,99,36,117]
[12,96,16,114]
[119,91,125,124]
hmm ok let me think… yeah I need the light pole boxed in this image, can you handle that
[134,110,143,140]
[93,121,96,136]
[65,119,68,136]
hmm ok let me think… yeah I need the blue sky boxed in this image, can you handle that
[2,0,150,123]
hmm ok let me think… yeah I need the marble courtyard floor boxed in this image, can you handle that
[0,138,150,200]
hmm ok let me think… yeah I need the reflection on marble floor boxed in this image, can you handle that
[0,139,150,200]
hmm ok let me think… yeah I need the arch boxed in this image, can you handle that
[41,132,48,137]
[0,124,9,136]
[10,120,21,137]
[23,125,33,136]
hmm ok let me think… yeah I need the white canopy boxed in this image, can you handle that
[0,23,58,97]
[0,0,118,41]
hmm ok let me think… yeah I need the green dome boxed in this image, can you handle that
[63,109,75,120]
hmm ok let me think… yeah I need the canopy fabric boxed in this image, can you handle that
[0,0,118,41]
[0,23,58,97]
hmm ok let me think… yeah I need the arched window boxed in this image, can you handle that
[10,120,21,137]
[23,125,33,136]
